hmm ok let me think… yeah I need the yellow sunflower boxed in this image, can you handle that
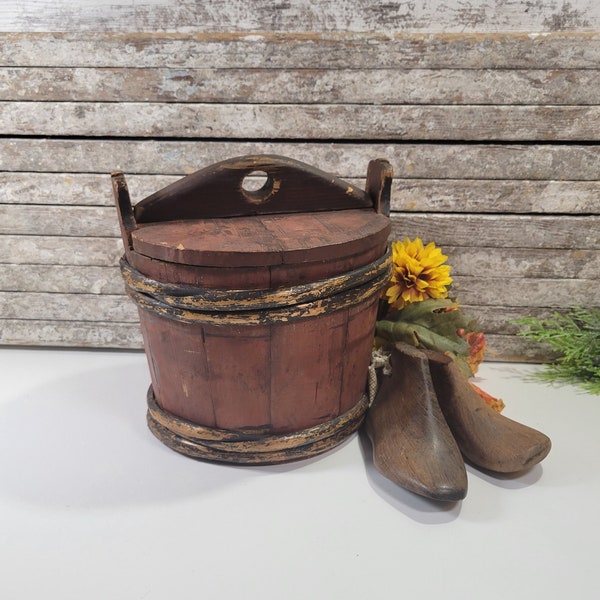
[384,238,453,309]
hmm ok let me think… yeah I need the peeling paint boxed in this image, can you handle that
[1,2,600,33]
[543,2,591,31]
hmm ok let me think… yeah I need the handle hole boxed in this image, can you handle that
[241,170,274,204]
[242,170,269,192]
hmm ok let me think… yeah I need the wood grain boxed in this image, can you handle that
[3,171,600,215]
[2,1,599,34]
[5,101,600,140]
[392,214,600,249]
[0,297,567,337]
[426,349,551,473]
[0,319,144,348]
[0,235,122,266]
[11,264,598,318]
[451,277,597,308]
[365,342,468,500]
[3,139,600,180]
[3,32,600,69]
[0,318,553,362]
[391,179,600,214]
[3,67,600,105]
[1,271,592,318]
[0,292,138,322]
[0,205,120,237]
[3,205,594,247]
[1,265,125,294]
[1,25,598,360]
[4,236,597,283]
[446,247,600,280]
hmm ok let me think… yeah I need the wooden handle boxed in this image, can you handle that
[366,158,393,217]
[112,171,136,256]
[131,154,386,224]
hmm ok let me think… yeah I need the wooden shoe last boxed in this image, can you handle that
[426,351,551,473]
[365,343,468,501]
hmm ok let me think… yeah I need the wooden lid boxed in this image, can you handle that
[114,154,393,269]
[130,210,390,267]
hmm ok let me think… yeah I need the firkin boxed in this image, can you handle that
[114,154,392,464]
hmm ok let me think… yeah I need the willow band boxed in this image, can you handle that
[121,246,392,326]
[147,387,370,465]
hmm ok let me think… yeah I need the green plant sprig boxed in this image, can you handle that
[516,306,600,394]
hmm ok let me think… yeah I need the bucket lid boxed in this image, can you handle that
[113,154,392,269]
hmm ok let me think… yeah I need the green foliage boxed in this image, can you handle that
[376,298,479,377]
[516,306,600,394]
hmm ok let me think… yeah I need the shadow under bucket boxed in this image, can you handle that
[113,154,392,464]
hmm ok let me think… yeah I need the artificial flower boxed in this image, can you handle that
[376,238,505,412]
[384,238,452,310]
[459,330,487,374]
[469,381,505,413]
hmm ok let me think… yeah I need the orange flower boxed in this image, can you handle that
[465,331,487,374]
[470,382,505,413]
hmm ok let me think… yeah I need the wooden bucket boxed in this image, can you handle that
[113,155,392,464]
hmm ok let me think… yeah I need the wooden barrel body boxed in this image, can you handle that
[114,154,392,464]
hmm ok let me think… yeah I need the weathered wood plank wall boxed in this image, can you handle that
[2,1,600,33]
[1,1,599,360]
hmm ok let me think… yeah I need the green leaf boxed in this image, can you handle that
[376,298,479,359]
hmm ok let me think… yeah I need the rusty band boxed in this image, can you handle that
[146,386,368,465]
[120,247,391,312]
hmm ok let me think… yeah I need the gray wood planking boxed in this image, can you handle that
[1,3,599,359]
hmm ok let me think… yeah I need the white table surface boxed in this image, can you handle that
[1,346,598,600]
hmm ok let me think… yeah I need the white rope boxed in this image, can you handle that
[367,347,392,405]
